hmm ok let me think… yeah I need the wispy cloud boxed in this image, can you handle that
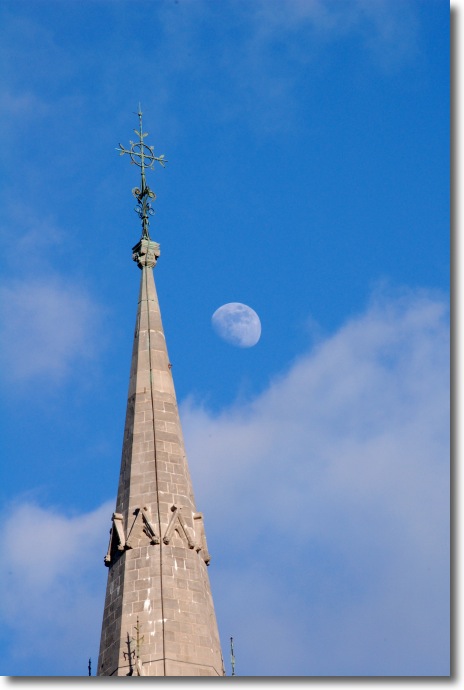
[0,500,112,676]
[0,89,50,120]
[248,0,419,54]
[182,288,449,675]
[0,0,422,145]
[132,0,422,134]
[0,289,449,675]
[215,0,419,117]
[0,275,101,384]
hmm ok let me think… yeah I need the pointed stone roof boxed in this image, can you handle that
[97,238,224,676]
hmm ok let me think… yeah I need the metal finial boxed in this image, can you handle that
[230,636,236,676]
[133,617,145,676]
[116,106,167,240]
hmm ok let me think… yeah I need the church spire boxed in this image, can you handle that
[98,111,224,676]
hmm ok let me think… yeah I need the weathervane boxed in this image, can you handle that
[116,104,167,240]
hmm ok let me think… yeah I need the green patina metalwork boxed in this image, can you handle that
[116,104,167,240]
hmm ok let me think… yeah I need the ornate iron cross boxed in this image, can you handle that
[116,105,167,240]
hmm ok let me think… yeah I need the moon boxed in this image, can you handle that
[211,303,261,348]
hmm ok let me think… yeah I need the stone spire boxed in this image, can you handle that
[97,112,224,676]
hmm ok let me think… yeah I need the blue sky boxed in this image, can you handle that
[0,0,449,678]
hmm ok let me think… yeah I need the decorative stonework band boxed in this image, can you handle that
[104,504,211,566]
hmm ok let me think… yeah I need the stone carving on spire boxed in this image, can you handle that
[132,237,160,269]
[163,504,196,549]
[104,513,126,566]
[125,506,160,549]
[104,505,211,565]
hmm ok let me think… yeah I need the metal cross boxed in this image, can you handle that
[116,104,167,240]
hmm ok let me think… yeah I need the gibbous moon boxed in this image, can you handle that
[211,303,261,348]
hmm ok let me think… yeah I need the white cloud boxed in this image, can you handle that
[0,276,101,383]
[182,289,449,675]
[0,500,112,676]
[0,289,449,676]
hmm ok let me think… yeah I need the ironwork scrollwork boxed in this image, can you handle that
[116,105,167,240]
